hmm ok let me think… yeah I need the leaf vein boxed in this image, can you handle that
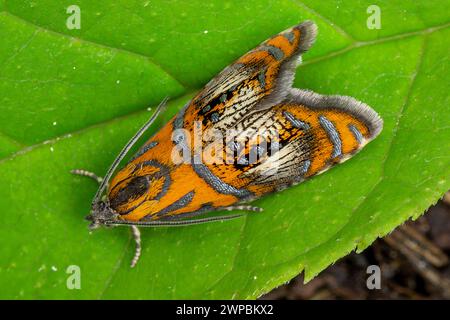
[1,11,188,89]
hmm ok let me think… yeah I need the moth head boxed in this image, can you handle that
[85,199,118,230]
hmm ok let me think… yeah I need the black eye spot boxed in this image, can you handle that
[110,176,149,209]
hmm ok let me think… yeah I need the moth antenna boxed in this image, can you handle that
[93,97,169,203]
[104,213,245,227]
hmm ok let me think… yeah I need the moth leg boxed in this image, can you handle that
[130,225,142,268]
[223,205,263,213]
[71,169,103,185]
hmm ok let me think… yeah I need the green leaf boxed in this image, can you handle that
[0,0,449,299]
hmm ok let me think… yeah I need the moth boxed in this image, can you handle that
[72,21,383,267]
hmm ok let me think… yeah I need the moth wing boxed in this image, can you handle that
[176,21,318,135]
[108,21,382,222]
[237,88,383,194]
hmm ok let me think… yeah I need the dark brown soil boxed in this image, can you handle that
[261,192,450,300]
